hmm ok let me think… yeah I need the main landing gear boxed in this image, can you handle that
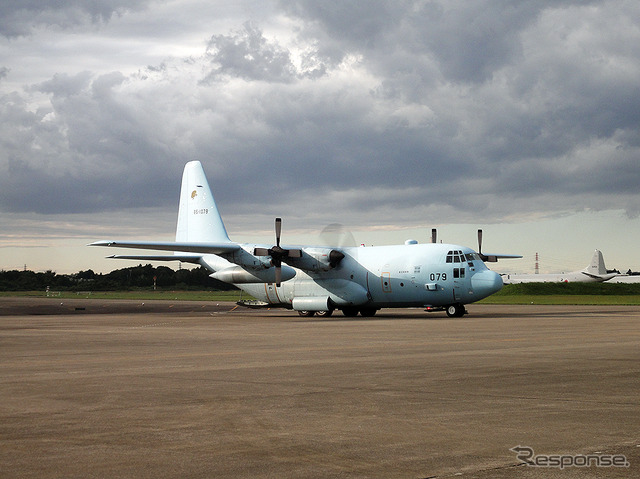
[297,307,378,318]
[297,310,333,317]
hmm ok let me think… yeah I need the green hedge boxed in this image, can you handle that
[495,282,640,296]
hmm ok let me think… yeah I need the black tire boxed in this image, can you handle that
[298,310,315,317]
[446,304,466,318]
[315,310,333,317]
[342,307,359,317]
[359,307,377,317]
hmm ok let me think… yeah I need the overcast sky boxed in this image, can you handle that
[2,0,640,275]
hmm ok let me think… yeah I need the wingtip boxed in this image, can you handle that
[88,240,114,247]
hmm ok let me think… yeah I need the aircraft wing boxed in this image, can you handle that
[105,254,203,264]
[89,240,241,255]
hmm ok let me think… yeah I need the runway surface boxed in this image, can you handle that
[1,297,639,478]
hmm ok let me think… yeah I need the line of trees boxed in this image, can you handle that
[0,265,237,291]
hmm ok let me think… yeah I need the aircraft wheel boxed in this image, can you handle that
[297,311,315,317]
[342,307,359,317]
[359,307,377,317]
[315,310,333,317]
[446,304,466,318]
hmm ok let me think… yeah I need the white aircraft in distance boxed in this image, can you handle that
[501,250,618,284]
[90,161,521,317]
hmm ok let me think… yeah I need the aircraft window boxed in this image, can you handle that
[446,254,453,263]
[453,267,466,278]
[453,255,461,263]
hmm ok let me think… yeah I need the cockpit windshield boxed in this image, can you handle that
[446,250,481,263]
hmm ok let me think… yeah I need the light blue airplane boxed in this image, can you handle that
[90,161,520,317]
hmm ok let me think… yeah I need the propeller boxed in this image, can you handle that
[319,223,357,248]
[318,223,351,269]
[254,218,302,286]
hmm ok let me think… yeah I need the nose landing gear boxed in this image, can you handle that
[446,303,467,318]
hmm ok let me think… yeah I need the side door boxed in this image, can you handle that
[380,270,392,293]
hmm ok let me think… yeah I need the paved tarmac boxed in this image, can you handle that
[1,297,639,478]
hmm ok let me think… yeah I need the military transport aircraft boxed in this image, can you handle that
[501,250,618,284]
[90,161,520,317]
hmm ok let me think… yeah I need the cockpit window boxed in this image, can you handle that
[446,250,468,263]
[448,251,482,263]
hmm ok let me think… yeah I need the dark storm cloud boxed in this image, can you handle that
[280,0,556,83]
[0,0,150,37]
[0,71,177,214]
[1,0,640,229]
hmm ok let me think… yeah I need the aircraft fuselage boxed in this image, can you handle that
[229,243,503,310]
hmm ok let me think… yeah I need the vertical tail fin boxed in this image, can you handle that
[585,249,607,275]
[176,161,231,243]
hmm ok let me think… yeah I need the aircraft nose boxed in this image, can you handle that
[471,270,503,299]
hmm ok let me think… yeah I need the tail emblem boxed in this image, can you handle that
[191,190,197,199]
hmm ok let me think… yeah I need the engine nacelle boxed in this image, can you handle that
[210,265,296,284]
[219,246,273,270]
[285,248,345,272]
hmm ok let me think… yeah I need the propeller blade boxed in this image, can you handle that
[431,228,437,244]
[477,229,491,261]
[319,223,356,247]
[254,247,270,256]
[287,249,302,258]
[275,217,282,247]
[275,265,282,287]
